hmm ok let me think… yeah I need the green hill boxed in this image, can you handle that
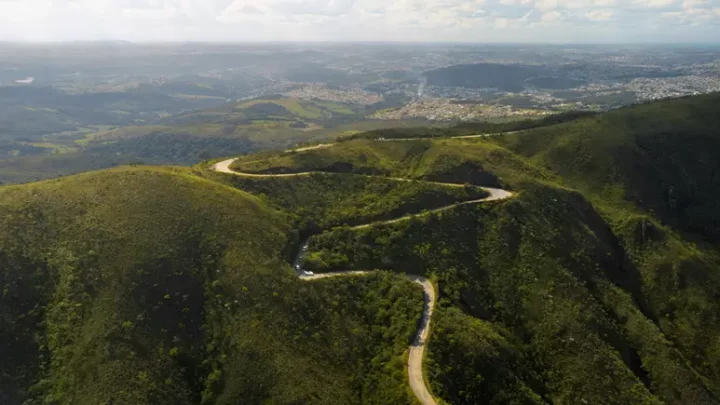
[207,171,489,233]
[225,93,720,404]
[0,95,432,185]
[229,138,547,189]
[493,93,720,241]
[0,167,423,405]
[3,92,720,405]
[305,182,719,404]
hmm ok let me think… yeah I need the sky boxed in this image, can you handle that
[0,0,719,43]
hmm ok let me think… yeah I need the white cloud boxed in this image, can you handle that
[586,8,615,20]
[633,0,679,8]
[122,7,177,19]
[500,0,532,4]
[535,0,559,10]
[0,0,718,42]
[0,0,51,22]
[494,16,510,27]
[682,0,709,8]
[222,0,358,17]
[541,10,562,20]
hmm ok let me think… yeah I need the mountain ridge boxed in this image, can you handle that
[2,92,720,404]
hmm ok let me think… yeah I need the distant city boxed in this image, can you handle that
[2,42,720,184]
[147,44,720,121]
[3,43,720,125]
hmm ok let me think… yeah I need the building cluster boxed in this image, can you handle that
[372,98,548,122]
[628,75,720,101]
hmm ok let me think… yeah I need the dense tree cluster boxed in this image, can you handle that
[0,167,422,405]
[3,92,720,404]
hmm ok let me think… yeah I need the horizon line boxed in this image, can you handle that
[1,39,720,46]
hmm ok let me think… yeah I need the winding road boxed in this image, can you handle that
[211,146,514,405]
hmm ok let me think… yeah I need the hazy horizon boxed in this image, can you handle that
[2,40,720,45]
[1,0,719,43]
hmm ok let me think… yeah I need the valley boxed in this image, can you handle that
[3,3,720,402]
[2,91,720,405]
[204,92,720,404]
[5,43,720,187]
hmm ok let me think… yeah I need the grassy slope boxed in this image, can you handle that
[0,115,430,185]
[4,93,720,405]
[0,167,422,405]
[230,138,550,189]
[305,184,717,404]
[494,93,720,240]
[204,170,489,232]
[490,93,720,401]
[343,111,597,141]
[244,94,720,404]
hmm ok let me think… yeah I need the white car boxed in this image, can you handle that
[295,264,301,270]
[304,271,314,276]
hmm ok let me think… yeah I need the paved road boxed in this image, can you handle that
[299,270,370,280]
[378,131,519,142]
[216,130,519,173]
[351,187,511,230]
[212,158,313,177]
[211,147,514,405]
[288,143,334,153]
[212,158,513,212]
[406,276,438,405]
[296,271,436,405]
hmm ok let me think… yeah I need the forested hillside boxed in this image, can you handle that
[208,171,488,233]
[226,93,720,404]
[2,92,720,405]
[494,93,720,241]
[0,91,425,185]
[0,167,423,405]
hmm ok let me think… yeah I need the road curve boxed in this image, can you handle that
[350,188,510,230]
[211,151,514,405]
[288,143,335,153]
[212,158,513,212]
[406,276,438,405]
[214,129,517,174]
[296,271,436,405]
[212,158,314,178]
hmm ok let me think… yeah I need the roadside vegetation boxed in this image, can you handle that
[304,183,718,404]
[343,110,596,141]
[267,93,720,403]
[3,92,720,404]
[206,170,488,233]
[0,93,432,184]
[0,167,422,405]
[493,92,720,242]
[229,137,551,190]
